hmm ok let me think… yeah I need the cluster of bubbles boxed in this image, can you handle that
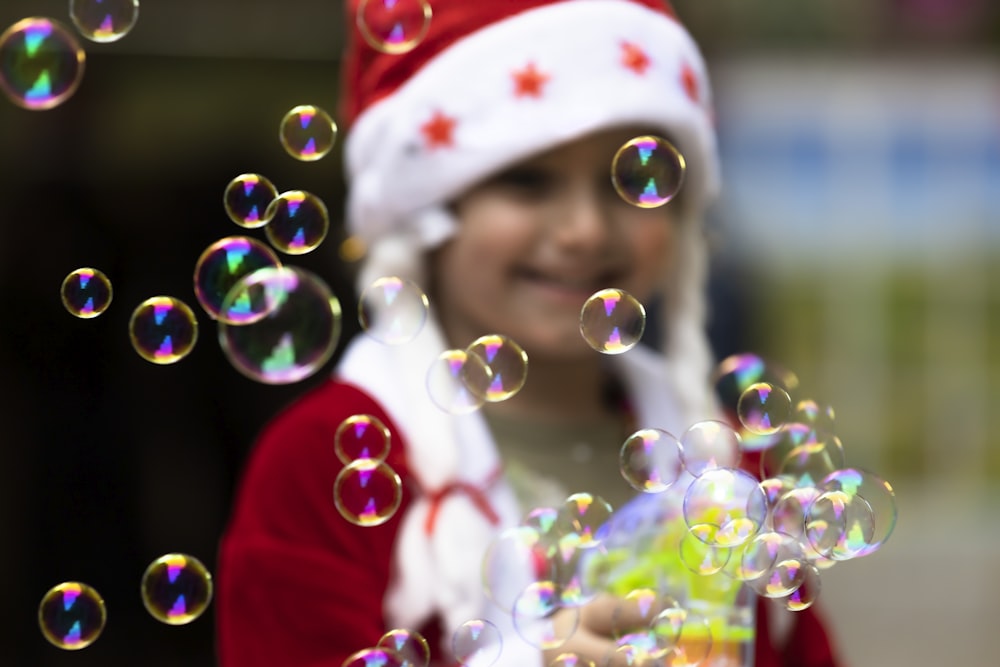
[426,334,530,414]
[332,413,403,527]
[0,3,139,110]
[38,553,212,650]
[331,351,896,664]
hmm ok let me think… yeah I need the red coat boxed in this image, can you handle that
[217,379,841,667]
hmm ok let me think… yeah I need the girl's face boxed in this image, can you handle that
[431,126,679,361]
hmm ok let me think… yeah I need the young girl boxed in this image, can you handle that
[217,1,841,665]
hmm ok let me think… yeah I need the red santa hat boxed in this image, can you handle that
[341,0,719,245]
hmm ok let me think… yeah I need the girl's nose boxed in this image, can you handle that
[550,185,614,253]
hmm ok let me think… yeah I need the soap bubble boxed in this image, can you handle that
[611,135,686,208]
[377,628,431,667]
[579,288,645,354]
[223,173,278,229]
[682,468,766,548]
[193,236,282,322]
[426,349,492,414]
[805,490,875,561]
[554,493,614,549]
[38,582,106,650]
[129,296,198,364]
[466,334,529,402]
[453,619,503,667]
[619,428,682,493]
[358,276,429,345]
[264,190,329,255]
[679,420,742,477]
[356,0,432,55]
[0,17,85,110]
[512,580,577,650]
[737,382,791,436]
[218,266,342,384]
[334,414,391,464]
[343,648,408,667]
[820,468,897,558]
[70,0,139,43]
[61,267,112,318]
[713,353,799,419]
[333,458,402,527]
[782,563,822,611]
[140,553,213,625]
[279,104,337,161]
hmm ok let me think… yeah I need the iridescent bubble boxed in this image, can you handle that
[549,653,595,667]
[550,534,607,608]
[334,414,391,464]
[218,266,342,384]
[611,135,685,208]
[343,648,408,667]
[356,0,432,55]
[140,553,213,625]
[425,349,492,415]
[70,0,138,43]
[358,276,429,345]
[279,104,337,161]
[713,353,799,422]
[129,296,198,364]
[377,628,431,667]
[679,420,742,477]
[782,562,821,612]
[453,619,503,667]
[522,506,559,535]
[682,468,766,548]
[650,608,713,666]
[38,582,105,650]
[758,476,796,517]
[619,428,682,493]
[333,458,402,527]
[611,589,674,640]
[482,526,552,613]
[513,581,577,650]
[793,399,835,432]
[264,190,329,255]
[579,288,645,354]
[0,18,84,110]
[805,490,875,561]
[821,468,897,558]
[466,334,529,402]
[737,382,791,436]
[737,531,799,583]
[769,486,822,539]
[193,237,281,322]
[61,267,112,318]
[778,435,845,489]
[758,422,824,480]
[679,524,722,575]
[223,173,278,229]
[749,556,808,599]
[554,493,613,549]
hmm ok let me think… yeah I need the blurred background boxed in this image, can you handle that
[0,0,997,665]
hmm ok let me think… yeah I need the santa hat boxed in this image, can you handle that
[335,0,721,655]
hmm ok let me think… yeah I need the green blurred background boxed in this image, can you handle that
[0,0,997,665]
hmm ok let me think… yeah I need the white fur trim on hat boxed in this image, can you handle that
[344,0,719,247]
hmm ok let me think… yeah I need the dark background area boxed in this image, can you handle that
[0,44,358,667]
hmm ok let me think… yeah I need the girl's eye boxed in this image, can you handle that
[489,167,554,197]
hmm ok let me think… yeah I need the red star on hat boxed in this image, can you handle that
[621,41,650,75]
[681,61,699,103]
[420,110,457,150]
[512,62,550,98]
